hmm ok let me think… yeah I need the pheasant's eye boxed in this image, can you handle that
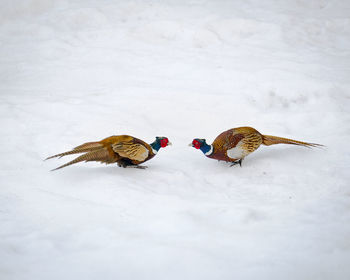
[192,139,201,149]
[160,138,168,148]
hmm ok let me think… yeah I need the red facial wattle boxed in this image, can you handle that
[192,139,201,149]
[160,138,169,148]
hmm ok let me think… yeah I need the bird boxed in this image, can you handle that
[190,126,322,166]
[46,135,171,170]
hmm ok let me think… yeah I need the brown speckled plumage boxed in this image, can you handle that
[46,135,165,170]
[194,126,322,165]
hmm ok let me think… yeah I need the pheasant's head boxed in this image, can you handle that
[190,138,213,155]
[150,137,171,153]
[157,137,171,148]
[190,138,207,149]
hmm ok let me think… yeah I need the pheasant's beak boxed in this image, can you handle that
[167,142,172,146]
[188,143,193,147]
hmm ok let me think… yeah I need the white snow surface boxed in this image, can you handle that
[1,0,350,279]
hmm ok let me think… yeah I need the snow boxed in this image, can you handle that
[1,0,350,279]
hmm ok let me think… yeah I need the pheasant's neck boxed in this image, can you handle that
[150,141,160,154]
[201,144,213,156]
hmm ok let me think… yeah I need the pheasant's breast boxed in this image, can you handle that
[226,144,247,160]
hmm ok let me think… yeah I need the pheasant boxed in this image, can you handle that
[190,126,321,166]
[46,135,171,170]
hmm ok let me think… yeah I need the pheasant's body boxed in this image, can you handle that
[191,126,321,165]
[46,135,170,170]
[208,127,263,162]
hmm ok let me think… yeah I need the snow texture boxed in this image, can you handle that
[1,0,350,279]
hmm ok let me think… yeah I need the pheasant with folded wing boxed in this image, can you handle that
[190,126,322,166]
[46,135,171,170]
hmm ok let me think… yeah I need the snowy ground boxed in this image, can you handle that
[1,0,350,279]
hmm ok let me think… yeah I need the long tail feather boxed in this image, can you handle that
[46,149,89,160]
[51,148,111,171]
[46,142,103,160]
[51,153,89,171]
[73,142,103,150]
[262,135,322,148]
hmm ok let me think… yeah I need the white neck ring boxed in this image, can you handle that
[205,145,213,156]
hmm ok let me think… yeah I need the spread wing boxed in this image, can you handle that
[112,142,149,162]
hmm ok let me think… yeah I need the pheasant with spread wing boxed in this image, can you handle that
[46,135,171,170]
[190,126,322,166]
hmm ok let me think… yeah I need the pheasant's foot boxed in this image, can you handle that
[128,165,147,169]
[118,162,131,168]
[230,159,242,167]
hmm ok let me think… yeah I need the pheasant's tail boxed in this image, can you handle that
[262,135,323,148]
[45,142,103,160]
[51,148,112,171]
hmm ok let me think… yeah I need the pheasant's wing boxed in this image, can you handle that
[112,142,149,162]
[222,133,245,149]
[239,132,263,154]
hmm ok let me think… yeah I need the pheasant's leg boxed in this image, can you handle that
[118,159,147,169]
[117,159,133,168]
[230,159,243,167]
[127,165,148,169]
